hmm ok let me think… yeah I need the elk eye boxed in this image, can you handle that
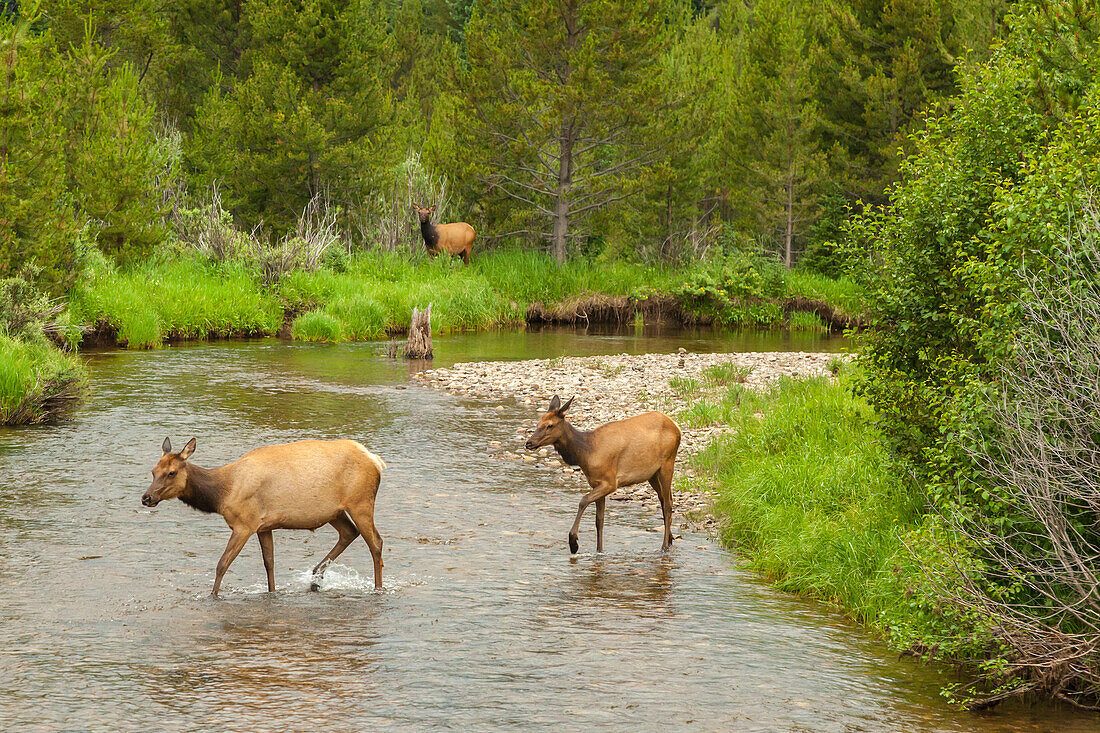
[168,470,176,477]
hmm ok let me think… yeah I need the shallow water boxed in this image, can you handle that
[0,329,1092,731]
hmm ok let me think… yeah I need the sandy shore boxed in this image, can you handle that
[413,350,841,530]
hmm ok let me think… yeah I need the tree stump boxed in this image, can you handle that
[404,303,433,359]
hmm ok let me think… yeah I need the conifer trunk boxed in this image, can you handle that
[552,120,574,264]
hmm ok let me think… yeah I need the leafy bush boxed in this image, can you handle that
[852,2,1100,707]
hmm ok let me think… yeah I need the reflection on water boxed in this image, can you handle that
[0,329,1091,730]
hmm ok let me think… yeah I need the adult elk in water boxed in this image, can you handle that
[141,437,386,597]
[414,204,475,264]
[525,396,681,553]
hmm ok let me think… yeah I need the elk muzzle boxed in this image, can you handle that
[141,487,160,507]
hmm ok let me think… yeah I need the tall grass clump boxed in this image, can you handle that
[70,257,283,348]
[291,311,344,342]
[692,374,924,624]
[0,335,85,424]
[789,310,829,333]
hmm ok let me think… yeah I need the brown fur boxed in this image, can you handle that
[142,437,386,597]
[526,396,681,553]
[414,204,475,264]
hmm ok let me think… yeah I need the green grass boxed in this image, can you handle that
[69,257,283,348]
[69,249,867,348]
[701,361,752,385]
[690,374,923,624]
[0,335,86,425]
[789,310,829,333]
[670,375,703,398]
[291,311,344,341]
[786,270,867,316]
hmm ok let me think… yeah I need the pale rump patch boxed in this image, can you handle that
[354,442,387,473]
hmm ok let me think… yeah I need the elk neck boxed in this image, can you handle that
[179,464,227,514]
[553,420,593,469]
[419,219,439,250]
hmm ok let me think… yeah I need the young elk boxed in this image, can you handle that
[142,437,386,597]
[414,204,475,264]
[526,396,681,553]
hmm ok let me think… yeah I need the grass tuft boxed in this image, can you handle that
[291,311,344,342]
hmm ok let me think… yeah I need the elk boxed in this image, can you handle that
[414,204,475,264]
[141,437,386,598]
[525,395,681,553]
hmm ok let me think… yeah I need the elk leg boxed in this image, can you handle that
[212,528,252,598]
[652,461,676,550]
[569,481,617,554]
[257,530,275,592]
[595,497,606,553]
[461,247,470,265]
[346,505,384,591]
[310,513,360,590]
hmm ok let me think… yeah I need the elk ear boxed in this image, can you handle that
[559,396,575,414]
[428,206,436,213]
[162,437,172,454]
[548,395,561,412]
[179,438,196,461]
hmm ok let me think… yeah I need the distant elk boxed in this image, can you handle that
[414,203,475,264]
[525,396,682,553]
[142,437,386,597]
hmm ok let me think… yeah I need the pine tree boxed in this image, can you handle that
[464,0,679,262]
[723,0,828,266]
[189,0,396,233]
[0,18,82,294]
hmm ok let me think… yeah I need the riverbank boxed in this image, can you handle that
[5,249,864,425]
[0,335,85,425]
[68,250,867,349]
[413,350,841,527]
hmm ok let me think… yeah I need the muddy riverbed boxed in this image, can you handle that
[0,330,1091,731]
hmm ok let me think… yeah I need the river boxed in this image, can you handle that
[0,328,1090,730]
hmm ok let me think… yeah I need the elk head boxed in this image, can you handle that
[412,203,436,224]
[526,395,575,450]
[142,437,196,507]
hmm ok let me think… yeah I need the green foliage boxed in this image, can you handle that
[291,311,344,342]
[69,257,283,348]
[55,29,168,261]
[854,1,1097,484]
[0,18,85,295]
[852,1,1100,704]
[692,375,964,639]
[189,0,396,233]
[788,310,828,333]
[463,0,679,261]
[671,252,789,325]
[0,334,85,425]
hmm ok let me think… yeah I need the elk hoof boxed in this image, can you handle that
[569,535,579,554]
